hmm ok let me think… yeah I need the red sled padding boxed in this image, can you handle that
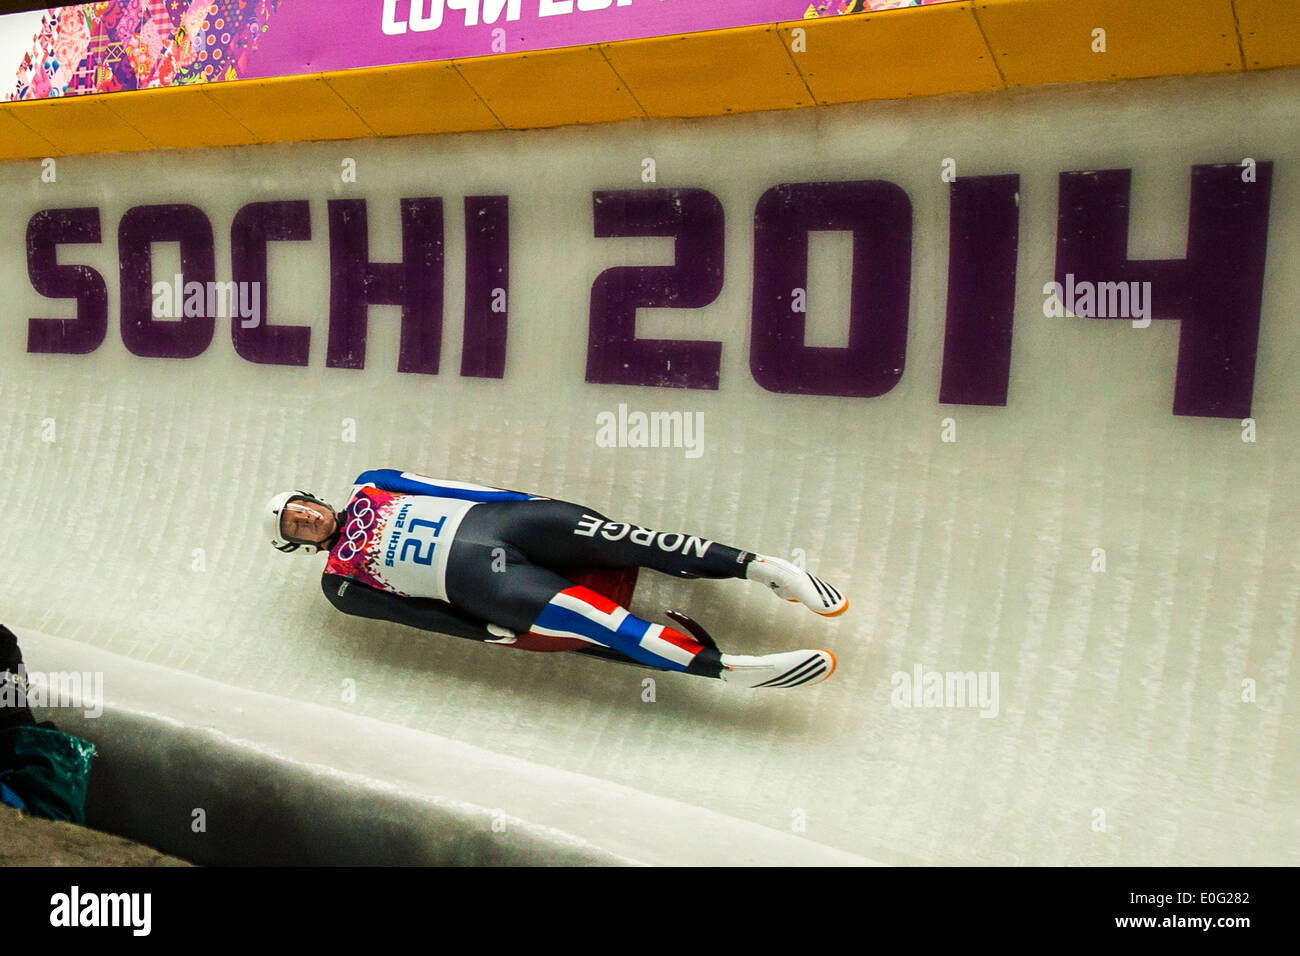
[508,566,640,653]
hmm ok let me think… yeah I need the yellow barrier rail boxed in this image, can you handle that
[0,0,1296,158]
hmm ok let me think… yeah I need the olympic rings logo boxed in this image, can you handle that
[335,498,377,562]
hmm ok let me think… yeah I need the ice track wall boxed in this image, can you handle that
[1,68,1298,865]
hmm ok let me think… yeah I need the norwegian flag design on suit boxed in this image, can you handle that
[529,586,709,671]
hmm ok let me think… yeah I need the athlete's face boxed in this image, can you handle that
[280,499,338,548]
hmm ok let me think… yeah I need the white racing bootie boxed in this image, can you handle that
[719,649,836,689]
[747,555,849,616]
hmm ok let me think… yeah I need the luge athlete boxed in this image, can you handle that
[266,470,848,689]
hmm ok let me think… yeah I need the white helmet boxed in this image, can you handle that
[266,491,337,555]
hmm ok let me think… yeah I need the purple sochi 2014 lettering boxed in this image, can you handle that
[940,175,1019,407]
[26,207,107,355]
[751,181,912,398]
[461,196,510,380]
[326,198,444,374]
[586,188,725,389]
[119,204,216,359]
[1055,164,1272,419]
[231,201,313,366]
[19,164,1275,418]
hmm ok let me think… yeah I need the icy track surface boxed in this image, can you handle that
[2,68,1298,864]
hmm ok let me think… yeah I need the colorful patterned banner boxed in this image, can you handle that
[6,2,283,101]
[4,0,958,101]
